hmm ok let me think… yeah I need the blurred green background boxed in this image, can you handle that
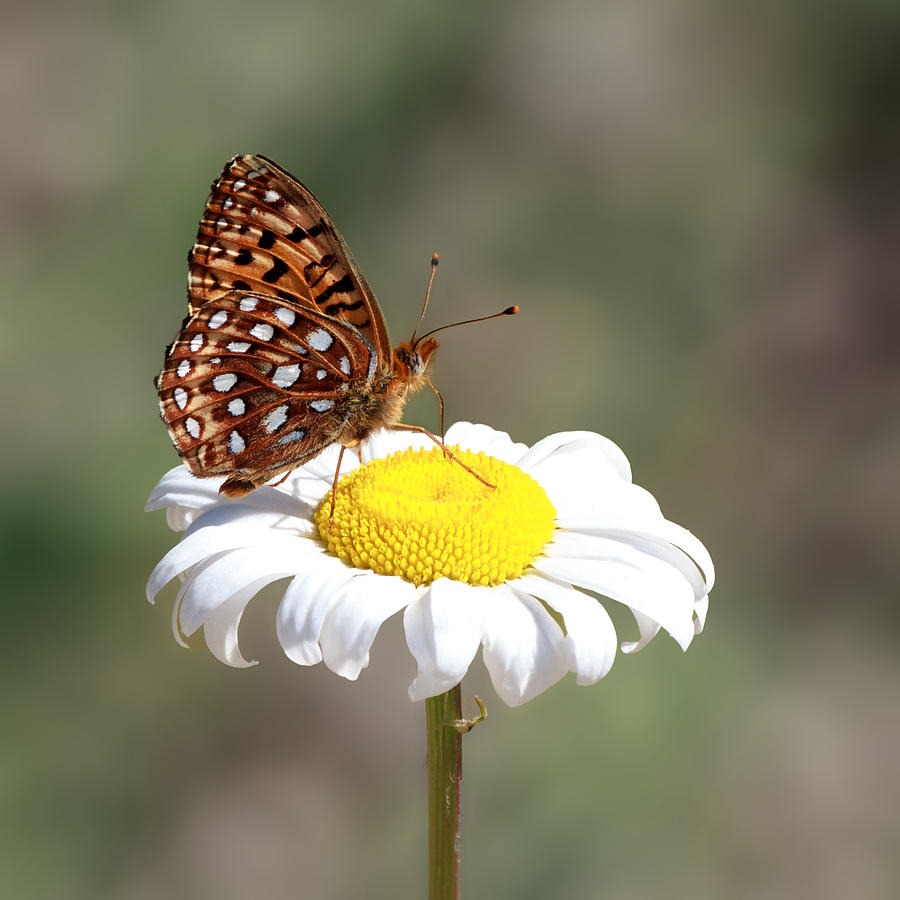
[3,1,898,897]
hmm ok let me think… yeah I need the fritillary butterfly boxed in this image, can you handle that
[155,154,514,497]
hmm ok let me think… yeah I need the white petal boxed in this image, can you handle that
[319,573,418,680]
[513,573,617,684]
[166,551,266,664]
[146,464,319,525]
[621,609,661,654]
[279,473,336,506]
[145,464,224,510]
[479,583,569,707]
[276,555,360,665]
[442,421,528,462]
[202,582,263,667]
[223,485,319,518]
[147,505,316,603]
[179,540,317,636]
[551,479,665,526]
[359,428,432,463]
[559,520,714,599]
[404,579,485,701]
[145,465,226,527]
[525,452,651,527]
[282,443,360,500]
[694,594,709,633]
[654,520,715,594]
[164,506,195,531]
[550,527,708,604]
[555,486,665,531]
[171,580,192,649]
[516,431,631,483]
[619,484,665,517]
[533,538,696,650]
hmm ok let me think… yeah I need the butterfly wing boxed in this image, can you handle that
[188,154,391,364]
[157,291,379,494]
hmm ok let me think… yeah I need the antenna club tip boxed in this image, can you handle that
[505,305,519,315]
[431,252,439,267]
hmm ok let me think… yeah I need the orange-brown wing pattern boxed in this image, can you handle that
[157,291,376,486]
[188,154,391,364]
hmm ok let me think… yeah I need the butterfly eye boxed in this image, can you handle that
[394,347,425,377]
[406,352,425,375]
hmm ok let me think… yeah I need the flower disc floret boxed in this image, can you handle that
[315,446,556,587]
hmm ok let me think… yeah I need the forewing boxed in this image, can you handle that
[188,154,390,363]
[157,292,375,483]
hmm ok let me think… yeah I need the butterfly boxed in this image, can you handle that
[156,154,514,497]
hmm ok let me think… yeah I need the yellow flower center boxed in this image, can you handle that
[315,446,556,587]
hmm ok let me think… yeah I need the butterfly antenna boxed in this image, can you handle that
[410,252,440,344]
[415,305,519,344]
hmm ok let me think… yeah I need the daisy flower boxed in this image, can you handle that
[146,422,714,706]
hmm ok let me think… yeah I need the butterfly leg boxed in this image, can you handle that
[328,445,348,529]
[423,378,447,452]
[391,423,496,489]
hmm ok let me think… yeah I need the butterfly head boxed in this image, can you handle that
[391,337,439,383]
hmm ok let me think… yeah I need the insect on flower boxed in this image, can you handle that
[155,154,516,498]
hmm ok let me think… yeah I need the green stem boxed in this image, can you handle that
[426,685,463,900]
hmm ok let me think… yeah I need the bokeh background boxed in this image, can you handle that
[3,1,898,897]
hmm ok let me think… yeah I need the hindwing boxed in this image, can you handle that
[157,291,377,485]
